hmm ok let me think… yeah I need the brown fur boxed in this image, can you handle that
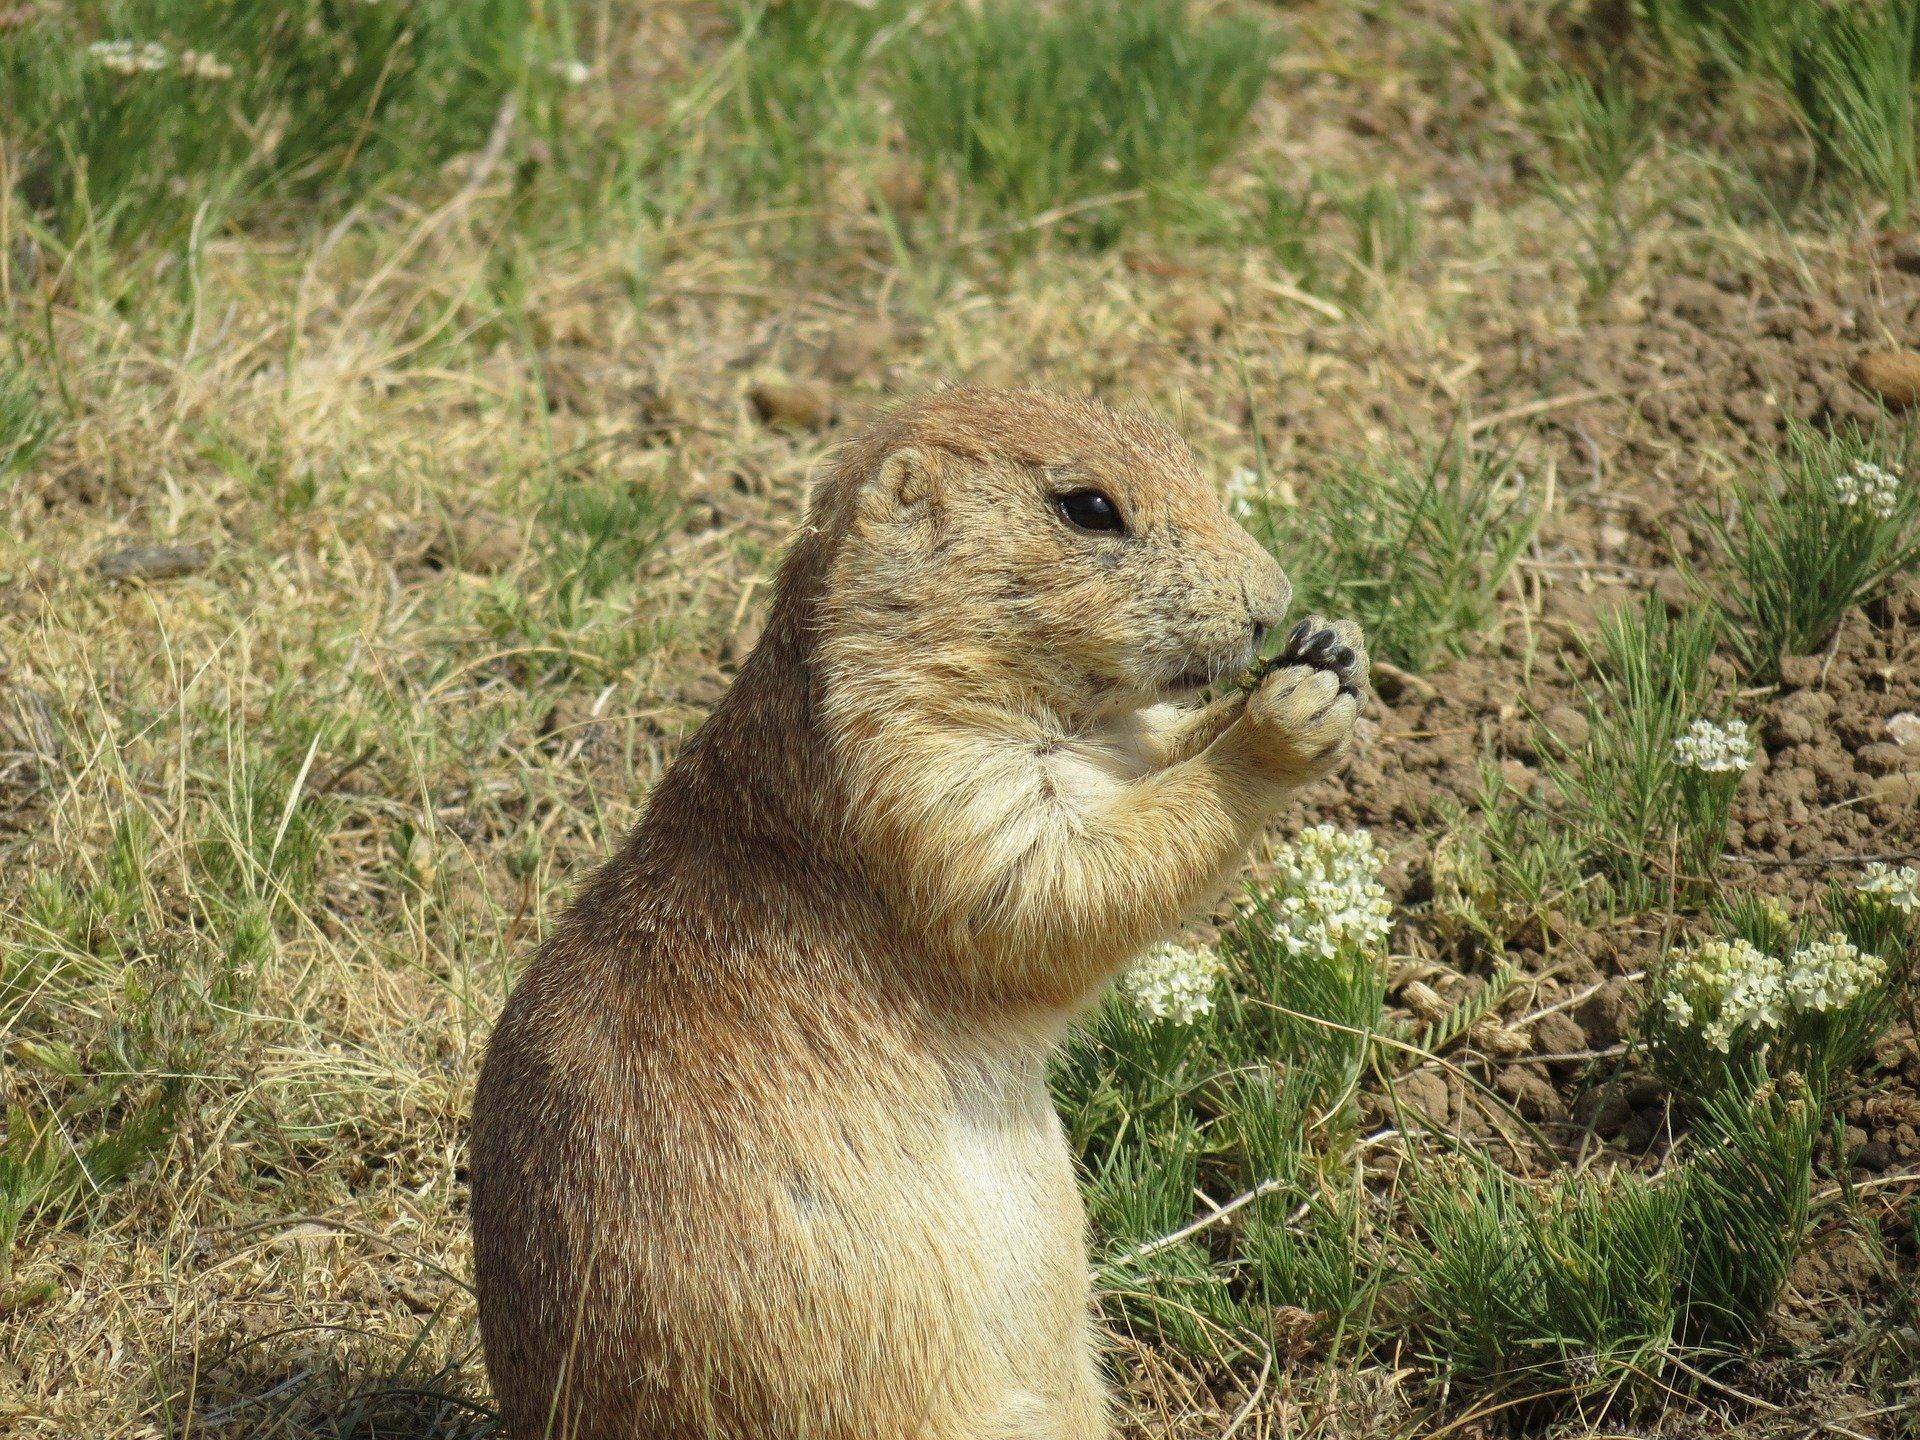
[470,389,1367,1439]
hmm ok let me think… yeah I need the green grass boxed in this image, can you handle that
[1543,598,1732,908]
[1246,436,1535,672]
[1530,65,1666,298]
[0,0,561,243]
[1694,421,1920,681]
[1643,0,1920,221]
[890,0,1276,239]
[715,0,901,203]
[1791,0,1920,224]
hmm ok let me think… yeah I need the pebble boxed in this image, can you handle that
[1855,1140,1894,1173]
[1888,712,1920,749]
[747,377,835,431]
[93,543,210,582]
[1850,349,1920,408]
[1538,704,1590,752]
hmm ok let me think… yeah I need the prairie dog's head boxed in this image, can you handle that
[812,389,1288,719]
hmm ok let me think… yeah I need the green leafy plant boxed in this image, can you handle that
[1249,437,1536,672]
[890,0,1275,239]
[1695,420,1920,681]
[1331,181,1419,283]
[1401,1078,1814,1399]
[1434,761,1595,949]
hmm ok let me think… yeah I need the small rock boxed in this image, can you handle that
[1888,712,1920,748]
[1171,292,1231,341]
[93,543,210,582]
[1574,1085,1634,1135]
[1538,704,1590,752]
[1850,349,1920,409]
[1396,1069,1450,1125]
[1868,772,1920,807]
[820,320,892,383]
[747,377,834,431]
[1399,979,1448,1020]
[1476,1022,1532,1059]
[1892,234,1920,274]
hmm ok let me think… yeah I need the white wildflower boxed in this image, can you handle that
[1831,461,1901,519]
[1223,465,1260,519]
[1783,932,1884,1013]
[89,39,170,75]
[1857,861,1919,914]
[548,58,591,86]
[1118,941,1227,1025]
[1671,717,1754,774]
[1663,937,1783,1052]
[1266,824,1394,960]
[177,49,234,81]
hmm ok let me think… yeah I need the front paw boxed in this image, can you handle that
[1256,616,1368,700]
[1236,616,1366,784]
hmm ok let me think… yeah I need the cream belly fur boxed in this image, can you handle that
[470,389,1369,1439]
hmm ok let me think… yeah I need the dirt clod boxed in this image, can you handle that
[748,377,835,430]
[92,543,210,582]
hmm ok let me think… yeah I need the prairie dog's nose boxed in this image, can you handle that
[1243,552,1290,632]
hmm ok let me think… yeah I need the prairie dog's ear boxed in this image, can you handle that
[855,445,943,546]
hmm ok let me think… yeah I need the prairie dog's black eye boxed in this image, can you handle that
[1054,488,1125,535]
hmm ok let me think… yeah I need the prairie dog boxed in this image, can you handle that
[470,389,1368,1439]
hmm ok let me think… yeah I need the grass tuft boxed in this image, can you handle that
[890,0,1275,240]
[1694,420,1920,680]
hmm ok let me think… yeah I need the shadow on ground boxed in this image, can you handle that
[160,1327,497,1440]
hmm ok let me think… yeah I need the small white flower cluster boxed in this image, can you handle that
[88,39,169,74]
[1223,465,1260,519]
[1267,824,1394,961]
[1831,461,1901,520]
[1671,717,1754,774]
[88,38,233,80]
[1858,861,1919,913]
[1783,933,1886,1013]
[1661,937,1783,1052]
[1118,941,1227,1025]
[1662,931,1887,1051]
